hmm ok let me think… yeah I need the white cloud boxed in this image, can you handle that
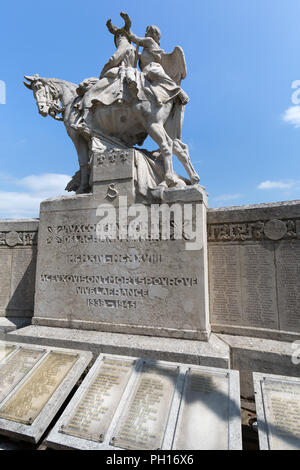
[17,173,71,196]
[258,180,294,190]
[0,173,72,218]
[282,106,300,128]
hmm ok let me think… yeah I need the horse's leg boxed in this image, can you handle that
[173,139,200,185]
[67,128,90,193]
[146,122,178,185]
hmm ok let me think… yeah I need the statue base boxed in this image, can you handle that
[32,147,211,341]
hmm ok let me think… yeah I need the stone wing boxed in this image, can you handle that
[160,46,187,85]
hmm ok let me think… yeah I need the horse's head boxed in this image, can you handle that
[24,74,62,118]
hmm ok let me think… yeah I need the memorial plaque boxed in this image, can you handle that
[62,357,134,442]
[173,369,230,450]
[0,347,45,404]
[276,241,300,332]
[45,355,242,450]
[0,344,15,363]
[209,242,278,330]
[254,373,300,450]
[240,243,278,329]
[208,244,242,325]
[0,351,79,424]
[111,362,178,450]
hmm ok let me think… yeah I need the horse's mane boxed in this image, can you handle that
[43,78,78,97]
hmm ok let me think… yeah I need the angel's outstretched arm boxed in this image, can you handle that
[127,31,153,48]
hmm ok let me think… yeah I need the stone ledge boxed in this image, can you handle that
[208,199,300,223]
[217,333,300,399]
[6,326,230,369]
[0,317,31,337]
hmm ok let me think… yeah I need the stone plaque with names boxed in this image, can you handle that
[0,347,46,404]
[111,362,178,450]
[208,244,242,325]
[209,242,278,330]
[62,357,135,442]
[0,351,79,424]
[254,372,300,450]
[0,340,92,443]
[45,355,242,450]
[173,369,230,450]
[276,241,300,332]
[0,344,15,363]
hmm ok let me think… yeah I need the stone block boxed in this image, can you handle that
[0,220,38,324]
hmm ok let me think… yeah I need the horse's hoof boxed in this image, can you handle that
[165,173,178,186]
[175,180,186,188]
[190,175,200,185]
[76,185,90,194]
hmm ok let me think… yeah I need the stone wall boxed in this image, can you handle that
[0,200,299,342]
[0,220,38,326]
[207,201,300,340]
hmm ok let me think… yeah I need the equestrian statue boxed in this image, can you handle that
[24,12,200,196]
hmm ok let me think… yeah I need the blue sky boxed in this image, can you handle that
[0,0,300,217]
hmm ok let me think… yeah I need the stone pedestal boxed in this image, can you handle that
[31,148,211,341]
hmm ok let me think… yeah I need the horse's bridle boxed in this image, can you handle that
[34,80,64,121]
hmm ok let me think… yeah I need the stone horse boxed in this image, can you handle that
[24,74,200,194]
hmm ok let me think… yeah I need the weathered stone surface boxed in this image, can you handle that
[219,334,300,399]
[209,242,278,331]
[6,327,230,369]
[208,200,300,340]
[0,347,46,404]
[254,372,300,450]
[62,356,135,442]
[173,367,241,450]
[0,220,38,323]
[32,187,210,340]
[45,355,242,450]
[0,340,92,443]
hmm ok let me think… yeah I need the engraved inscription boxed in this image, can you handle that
[276,241,300,332]
[173,370,230,450]
[208,245,242,324]
[0,344,15,364]
[62,358,134,442]
[240,244,278,329]
[209,243,278,329]
[263,379,300,450]
[40,274,198,311]
[0,231,37,247]
[208,219,297,242]
[0,348,45,404]
[112,363,178,450]
[0,352,78,424]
